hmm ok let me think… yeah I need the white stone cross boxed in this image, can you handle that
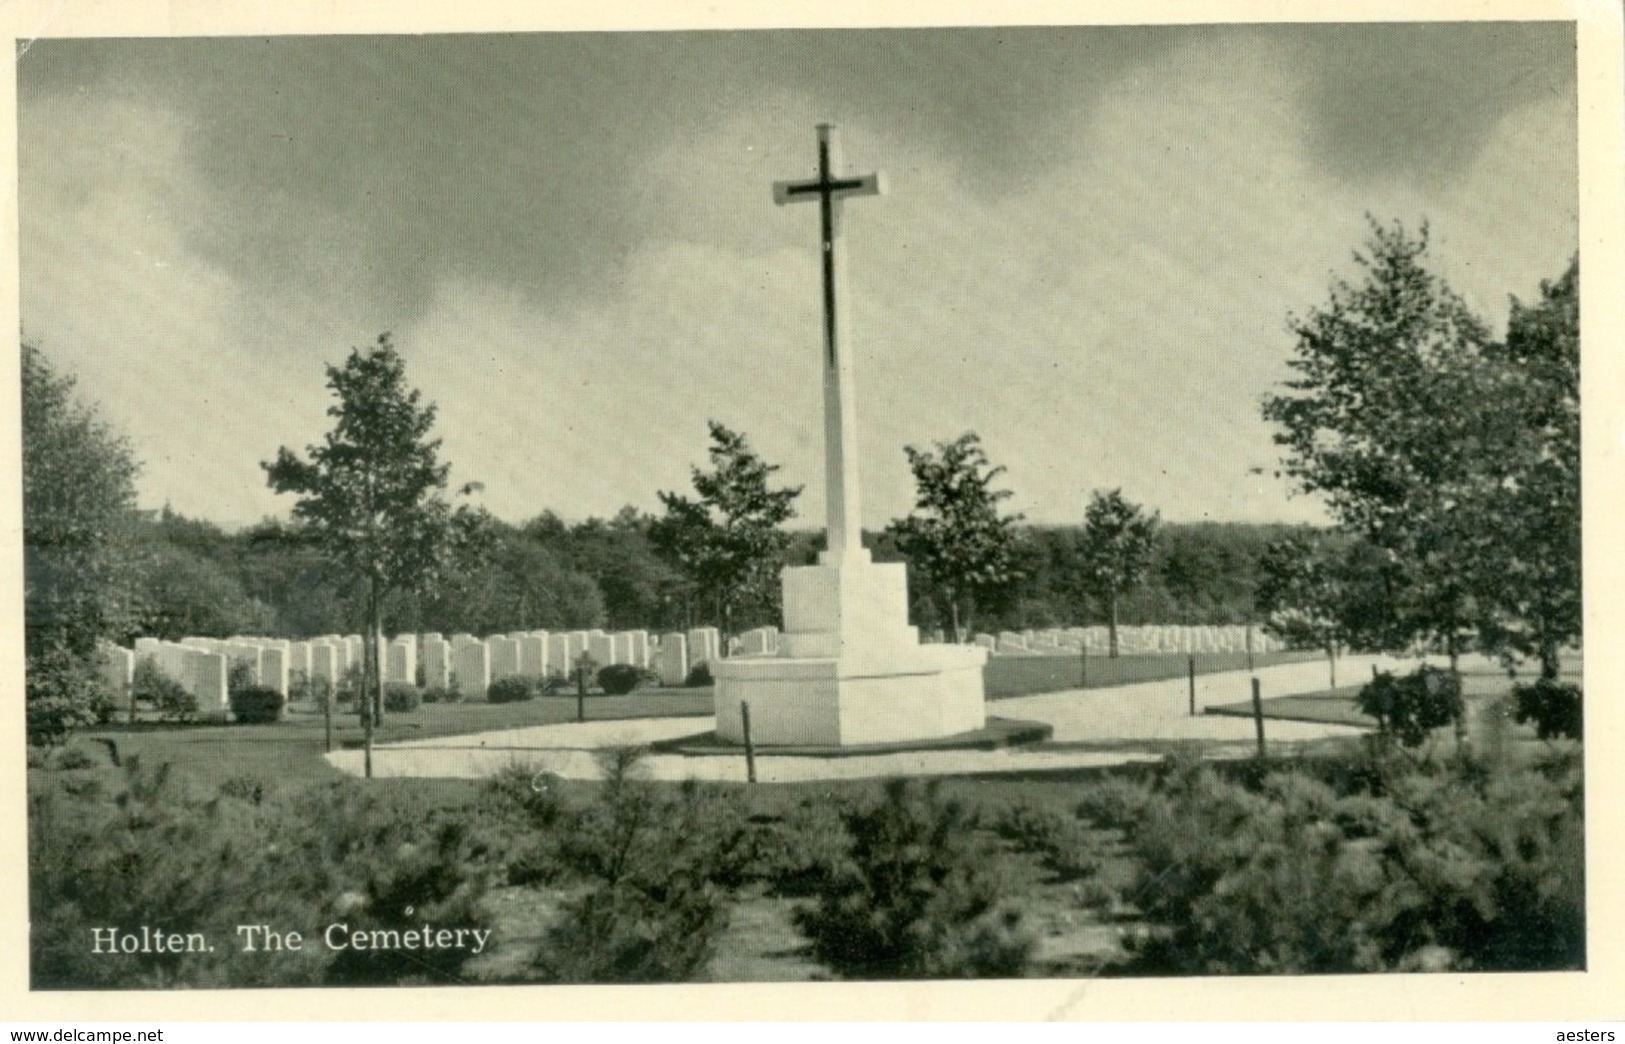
[773,124,884,563]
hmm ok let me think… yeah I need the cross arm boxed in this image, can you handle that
[772,172,886,205]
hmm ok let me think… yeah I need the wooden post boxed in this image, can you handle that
[1251,676,1266,759]
[576,661,587,724]
[741,700,757,783]
[1080,642,1088,690]
[1187,653,1197,716]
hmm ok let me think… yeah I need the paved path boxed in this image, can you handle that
[325,654,1412,783]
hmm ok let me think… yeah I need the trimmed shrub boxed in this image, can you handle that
[229,686,284,725]
[792,779,1035,979]
[420,686,455,704]
[596,663,645,696]
[685,661,714,688]
[1357,666,1463,748]
[383,682,421,712]
[488,676,544,704]
[133,657,196,723]
[1513,679,1582,741]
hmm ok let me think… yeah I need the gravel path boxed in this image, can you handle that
[325,655,1414,782]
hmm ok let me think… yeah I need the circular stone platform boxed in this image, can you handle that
[652,715,1053,758]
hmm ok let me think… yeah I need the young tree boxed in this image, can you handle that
[263,334,476,774]
[1078,488,1159,658]
[650,421,801,644]
[1262,220,1502,679]
[22,343,143,743]
[887,432,1024,643]
[1254,534,1357,687]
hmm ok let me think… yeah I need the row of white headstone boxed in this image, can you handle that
[977,624,1286,657]
[98,627,730,713]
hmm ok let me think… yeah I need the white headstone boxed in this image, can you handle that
[656,632,688,686]
[488,636,521,681]
[518,634,549,678]
[421,635,450,690]
[386,636,417,686]
[586,631,614,669]
[453,638,490,699]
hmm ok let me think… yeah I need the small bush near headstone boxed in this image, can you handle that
[420,686,454,704]
[383,683,421,713]
[792,778,1035,979]
[1512,679,1582,741]
[488,676,544,704]
[230,686,284,725]
[685,662,713,688]
[1356,665,1463,748]
[596,664,645,696]
[133,657,196,723]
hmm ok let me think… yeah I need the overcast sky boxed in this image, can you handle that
[18,24,1577,531]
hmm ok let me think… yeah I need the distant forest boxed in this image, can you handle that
[132,506,1310,641]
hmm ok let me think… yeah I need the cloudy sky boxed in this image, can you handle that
[18,23,1577,531]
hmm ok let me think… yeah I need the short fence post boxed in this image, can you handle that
[1080,644,1088,690]
[741,700,757,783]
[576,663,587,724]
[1187,654,1197,716]
[1251,676,1266,759]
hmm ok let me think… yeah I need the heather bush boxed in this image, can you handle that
[28,761,495,989]
[383,682,421,712]
[792,779,1035,979]
[1357,666,1463,748]
[1512,679,1582,741]
[421,685,459,704]
[488,676,544,704]
[739,797,854,898]
[1114,756,1584,975]
[530,750,746,982]
[990,801,1101,883]
[595,663,647,696]
[229,685,283,725]
[1075,774,1158,832]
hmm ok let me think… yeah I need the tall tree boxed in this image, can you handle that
[1471,258,1580,679]
[1262,220,1497,676]
[263,334,476,773]
[887,432,1024,643]
[651,421,801,643]
[22,343,143,743]
[1078,488,1159,658]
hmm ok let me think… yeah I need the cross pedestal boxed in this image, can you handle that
[712,124,987,748]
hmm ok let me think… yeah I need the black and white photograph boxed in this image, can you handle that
[8,0,1617,1020]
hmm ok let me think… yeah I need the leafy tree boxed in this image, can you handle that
[1472,258,1580,680]
[651,421,802,643]
[887,432,1025,643]
[1253,533,1388,687]
[22,343,143,743]
[135,538,276,640]
[1078,488,1159,658]
[263,334,478,773]
[1262,220,1498,675]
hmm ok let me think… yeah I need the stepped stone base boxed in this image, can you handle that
[712,552,988,747]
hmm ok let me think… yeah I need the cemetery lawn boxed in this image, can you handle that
[983,648,1323,698]
[76,690,713,791]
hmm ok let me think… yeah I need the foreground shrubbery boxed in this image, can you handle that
[791,779,1036,979]
[29,762,494,989]
[1102,749,1584,975]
